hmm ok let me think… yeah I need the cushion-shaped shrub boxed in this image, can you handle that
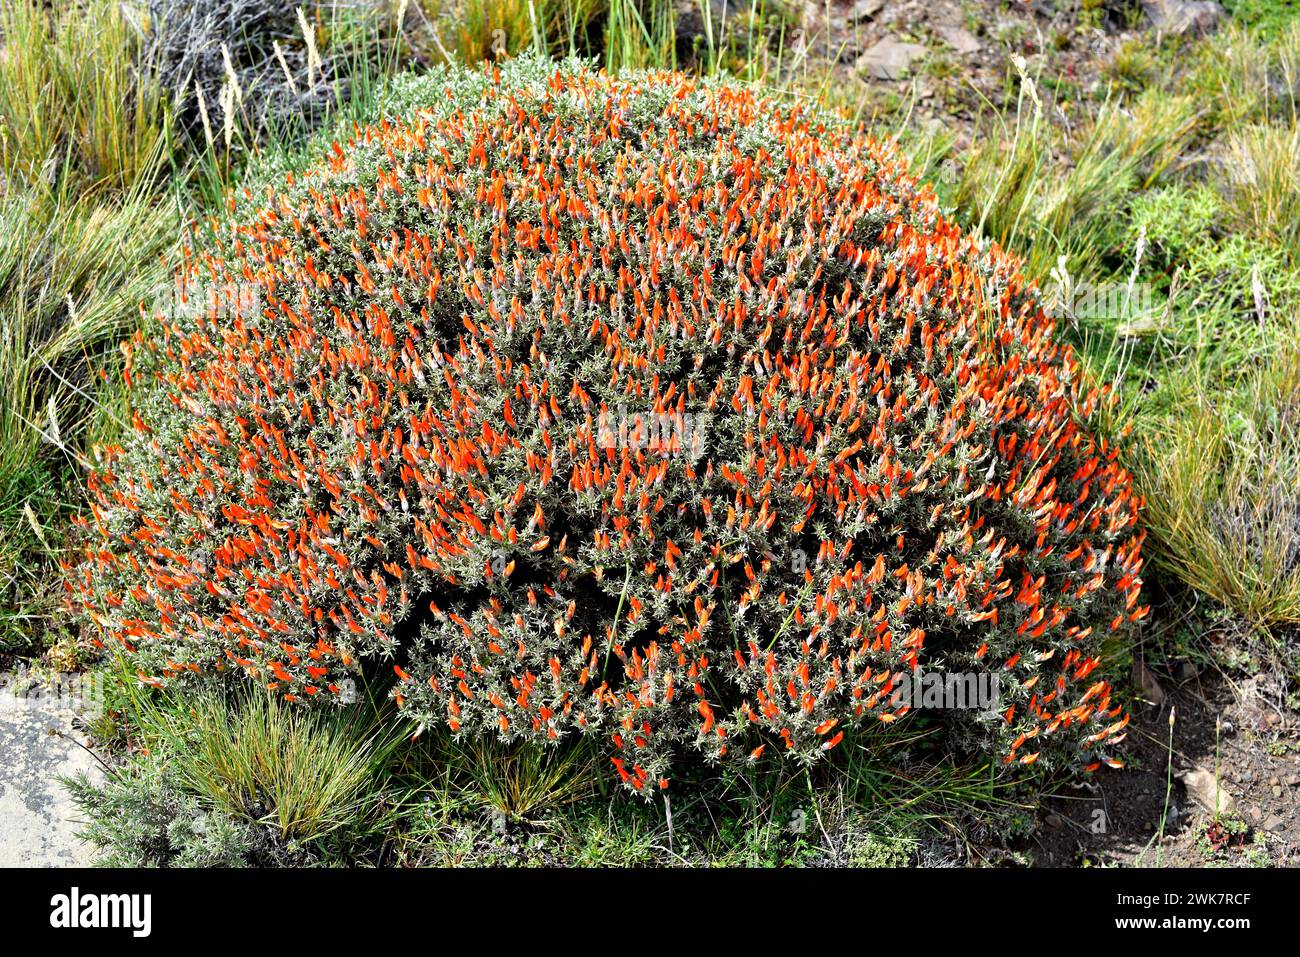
[68,57,1146,791]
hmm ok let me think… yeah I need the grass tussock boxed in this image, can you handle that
[0,0,170,194]
[0,176,175,653]
[1221,122,1300,253]
[131,685,407,844]
[1139,343,1300,629]
[954,80,1201,281]
[447,737,599,823]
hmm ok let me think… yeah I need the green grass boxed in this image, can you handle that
[393,725,1016,867]
[0,0,170,194]
[0,173,176,655]
[953,81,1201,282]
[1221,122,1300,252]
[1222,0,1300,37]
[1138,343,1300,630]
[128,682,409,845]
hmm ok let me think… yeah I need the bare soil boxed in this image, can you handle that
[1025,662,1299,866]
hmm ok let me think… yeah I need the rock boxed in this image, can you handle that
[1133,657,1165,706]
[1285,774,1300,787]
[1264,814,1285,832]
[0,675,104,866]
[1142,0,1223,37]
[1273,786,1283,799]
[673,0,749,58]
[1173,660,1197,681]
[856,38,929,80]
[1247,807,1263,824]
[1176,766,1236,816]
[849,0,887,21]
[936,25,980,55]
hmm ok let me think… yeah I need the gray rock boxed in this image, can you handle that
[0,677,104,866]
[1142,0,1224,37]
[936,25,981,55]
[857,38,929,80]
[1264,813,1285,832]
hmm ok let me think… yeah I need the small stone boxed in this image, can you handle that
[1285,774,1300,787]
[1273,786,1283,799]
[1270,776,1280,787]
[936,25,980,55]
[1177,766,1236,816]
[849,0,887,21]
[1133,657,1164,706]
[1247,807,1263,824]
[1264,814,1285,832]
[856,38,929,80]
[1142,0,1224,36]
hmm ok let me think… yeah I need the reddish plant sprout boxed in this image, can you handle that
[66,58,1145,791]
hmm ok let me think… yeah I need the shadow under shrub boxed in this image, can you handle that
[67,56,1146,792]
